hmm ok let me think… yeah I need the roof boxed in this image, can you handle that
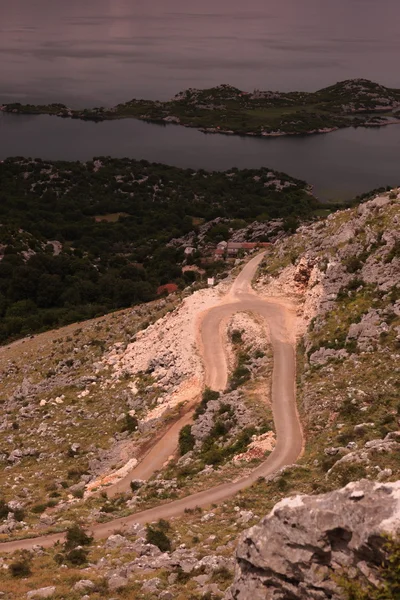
[157,283,178,295]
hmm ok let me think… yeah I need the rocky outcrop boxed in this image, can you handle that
[226,480,400,600]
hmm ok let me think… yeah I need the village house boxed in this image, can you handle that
[214,241,271,259]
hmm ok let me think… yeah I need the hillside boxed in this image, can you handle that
[0,189,398,599]
[0,157,318,343]
[3,78,400,137]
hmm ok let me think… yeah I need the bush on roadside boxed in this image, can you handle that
[64,523,93,551]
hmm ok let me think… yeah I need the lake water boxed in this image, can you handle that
[1,112,399,201]
[1,0,399,199]
[1,0,400,106]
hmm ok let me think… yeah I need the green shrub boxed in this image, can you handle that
[121,413,138,433]
[210,419,230,438]
[64,523,93,550]
[321,455,338,473]
[67,468,86,481]
[178,424,195,455]
[194,388,220,419]
[65,547,88,566]
[211,566,233,584]
[71,488,84,499]
[339,536,400,599]
[13,508,25,521]
[218,403,234,416]
[146,524,172,552]
[10,557,31,577]
[177,464,201,479]
[231,329,243,344]
[100,502,116,513]
[337,464,368,486]
[31,503,47,514]
[174,567,191,583]
[202,445,226,466]
[230,365,251,390]
[229,426,256,454]
[156,518,171,532]
[130,480,142,492]
[0,498,9,519]
[384,240,400,264]
[340,399,359,421]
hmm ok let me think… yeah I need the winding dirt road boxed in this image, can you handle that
[0,253,303,553]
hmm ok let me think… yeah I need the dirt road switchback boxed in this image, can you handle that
[0,253,303,552]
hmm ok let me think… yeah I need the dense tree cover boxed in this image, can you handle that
[0,156,321,342]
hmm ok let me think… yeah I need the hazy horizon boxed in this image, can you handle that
[1,0,400,106]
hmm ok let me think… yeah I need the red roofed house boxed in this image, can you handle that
[157,283,178,295]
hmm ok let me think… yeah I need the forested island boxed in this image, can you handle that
[0,157,328,342]
[2,79,400,137]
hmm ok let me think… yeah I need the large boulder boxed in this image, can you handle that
[226,480,400,600]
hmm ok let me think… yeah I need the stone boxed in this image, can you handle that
[239,510,255,524]
[73,580,96,593]
[193,574,210,586]
[105,534,129,548]
[107,574,129,591]
[141,577,161,593]
[159,592,174,600]
[226,480,400,600]
[27,588,56,599]
[201,512,215,522]
[168,573,178,585]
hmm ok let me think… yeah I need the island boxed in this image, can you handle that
[2,79,400,138]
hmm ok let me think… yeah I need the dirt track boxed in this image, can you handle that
[0,253,303,552]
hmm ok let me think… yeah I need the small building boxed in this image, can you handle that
[226,241,272,255]
[207,277,215,287]
[214,248,225,259]
[157,283,178,296]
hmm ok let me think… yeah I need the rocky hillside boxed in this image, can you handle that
[256,189,400,490]
[0,189,398,599]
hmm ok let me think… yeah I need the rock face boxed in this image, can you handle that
[226,480,400,600]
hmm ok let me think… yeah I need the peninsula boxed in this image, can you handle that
[2,78,400,137]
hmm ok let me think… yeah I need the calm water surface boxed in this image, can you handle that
[1,0,399,198]
[1,0,400,106]
[1,112,399,201]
